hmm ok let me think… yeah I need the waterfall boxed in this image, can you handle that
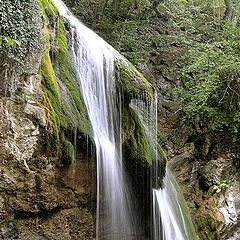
[150,99,197,240]
[152,169,198,240]
[130,94,197,240]
[53,1,136,239]
[52,1,197,239]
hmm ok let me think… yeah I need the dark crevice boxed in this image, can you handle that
[14,206,62,220]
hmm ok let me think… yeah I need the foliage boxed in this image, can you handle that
[195,215,220,240]
[137,0,240,141]
[0,0,43,97]
[176,22,240,138]
[0,0,43,66]
[213,180,229,193]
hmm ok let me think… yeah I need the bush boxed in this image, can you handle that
[177,22,240,138]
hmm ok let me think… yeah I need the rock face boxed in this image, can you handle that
[0,1,96,239]
[0,73,96,239]
[168,129,240,240]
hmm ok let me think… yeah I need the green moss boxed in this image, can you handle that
[62,140,75,165]
[40,51,61,147]
[37,0,92,151]
[40,53,59,97]
[115,58,153,101]
[56,20,91,136]
[37,0,58,55]
[195,215,220,240]
[123,105,153,166]
[38,0,58,19]
[38,0,62,149]
[122,103,168,170]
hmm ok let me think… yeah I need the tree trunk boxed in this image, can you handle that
[224,0,233,21]
[151,0,164,9]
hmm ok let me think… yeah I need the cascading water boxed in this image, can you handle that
[152,168,197,240]
[150,99,197,240]
[130,94,197,240]
[53,1,136,239]
[53,1,197,239]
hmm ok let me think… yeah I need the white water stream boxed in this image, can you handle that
[53,1,136,239]
[131,95,197,240]
[52,1,197,239]
[152,168,197,240]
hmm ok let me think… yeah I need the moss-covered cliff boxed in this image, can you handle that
[0,0,96,238]
[38,0,92,151]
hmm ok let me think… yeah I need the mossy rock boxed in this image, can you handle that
[62,140,75,166]
[123,104,153,166]
[115,57,153,102]
[116,56,165,168]
[38,0,58,19]
[55,19,91,136]
[40,51,62,148]
[195,215,220,240]
[38,0,92,151]
[123,105,167,170]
